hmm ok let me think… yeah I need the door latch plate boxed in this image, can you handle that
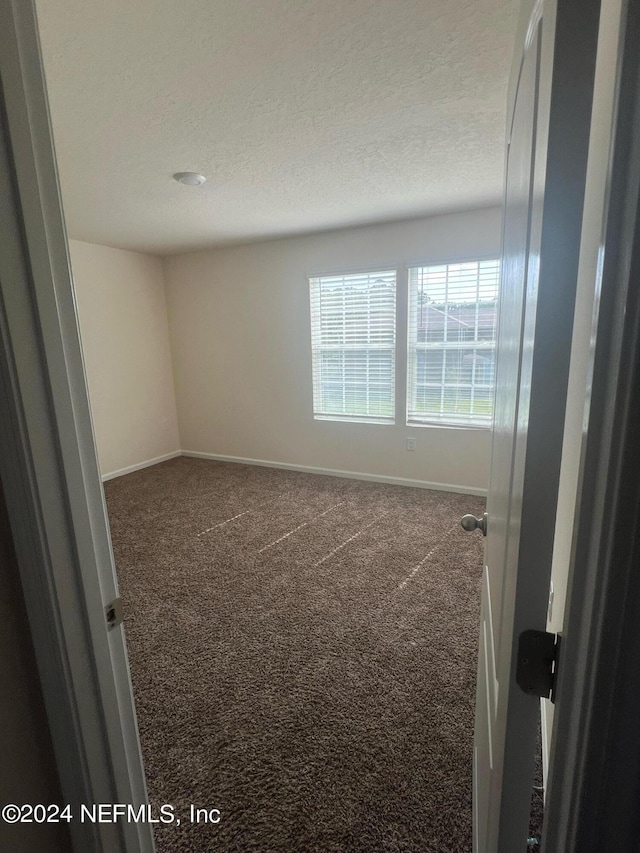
[516,629,561,702]
[105,597,123,631]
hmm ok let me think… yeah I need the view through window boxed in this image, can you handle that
[309,259,499,427]
[309,270,397,423]
[407,259,500,426]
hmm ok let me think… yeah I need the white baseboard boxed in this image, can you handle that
[180,450,487,496]
[101,450,182,482]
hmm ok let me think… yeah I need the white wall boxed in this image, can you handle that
[69,240,180,478]
[164,208,501,493]
[541,0,623,779]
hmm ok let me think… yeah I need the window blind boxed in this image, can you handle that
[407,259,499,427]
[309,270,396,423]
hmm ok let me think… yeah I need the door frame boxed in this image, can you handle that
[544,0,640,848]
[0,2,153,852]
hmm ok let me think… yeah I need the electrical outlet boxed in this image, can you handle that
[406,437,416,451]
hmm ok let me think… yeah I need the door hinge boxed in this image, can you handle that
[516,630,561,703]
[105,597,123,631]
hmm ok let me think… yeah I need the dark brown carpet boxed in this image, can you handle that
[105,456,486,853]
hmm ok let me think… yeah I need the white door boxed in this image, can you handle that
[472,0,601,850]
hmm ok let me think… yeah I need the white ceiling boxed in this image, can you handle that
[35,0,519,255]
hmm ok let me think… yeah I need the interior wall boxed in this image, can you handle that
[541,0,623,778]
[164,208,501,493]
[69,239,181,479]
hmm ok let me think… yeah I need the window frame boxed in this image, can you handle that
[308,267,398,425]
[405,255,500,430]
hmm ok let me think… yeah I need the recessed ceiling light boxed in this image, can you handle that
[173,171,206,186]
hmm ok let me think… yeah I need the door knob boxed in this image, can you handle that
[461,512,488,536]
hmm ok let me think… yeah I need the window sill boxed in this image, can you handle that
[314,414,395,426]
[406,420,492,431]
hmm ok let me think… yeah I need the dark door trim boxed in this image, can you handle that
[544,0,640,849]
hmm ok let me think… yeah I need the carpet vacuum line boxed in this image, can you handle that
[313,510,390,567]
[257,500,346,553]
[195,491,291,537]
[396,521,461,592]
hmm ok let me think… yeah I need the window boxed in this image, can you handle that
[407,259,500,427]
[309,270,396,423]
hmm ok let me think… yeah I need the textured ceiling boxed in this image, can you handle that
[35,0,519,255]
